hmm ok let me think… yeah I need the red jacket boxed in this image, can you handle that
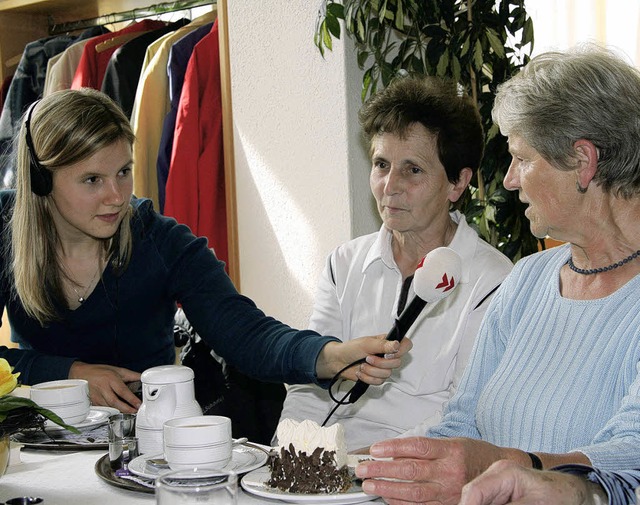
[164,21,227,267]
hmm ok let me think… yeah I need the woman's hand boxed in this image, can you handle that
[355,436,526,505]
[315,335,412,383]
[69,361,142,413]
[459,460,606,505]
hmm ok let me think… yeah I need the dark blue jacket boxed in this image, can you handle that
[0,191,335,385]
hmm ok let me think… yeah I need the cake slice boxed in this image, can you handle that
[267,418,352,494]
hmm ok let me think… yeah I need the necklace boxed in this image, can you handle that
[70,266,101,304]
[567,250,640,275]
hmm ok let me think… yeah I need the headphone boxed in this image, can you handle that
[24,99,52,196]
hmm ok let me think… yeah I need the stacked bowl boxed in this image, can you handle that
[163,416,232,470]
[30,379,90,425]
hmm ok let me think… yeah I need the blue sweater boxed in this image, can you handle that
[428,244,640,470]
[555,465,640,505]
[0,191,336,385]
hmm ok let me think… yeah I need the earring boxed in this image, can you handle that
[576,181,588,194]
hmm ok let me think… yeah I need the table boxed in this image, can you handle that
[0,445,380,504]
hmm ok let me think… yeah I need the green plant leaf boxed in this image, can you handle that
[451,54,461,82]
[461,35,471,57]
[0,396,80,434]
[486,28,506,58]
[327,2,345,19]
[326,13,342,38]
[314,31,324,56]
[356,9,367,42]
[379,0,388,21]
[472,39,483,70]
[486,122,500,140]
[523,17,534,46]
[362,68,373,101]
[436,51,449,75]
[358,50,369,68]
[395,0,405,30]
[322,22,333,51]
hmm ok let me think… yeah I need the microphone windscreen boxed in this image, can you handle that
[414,247,462,302]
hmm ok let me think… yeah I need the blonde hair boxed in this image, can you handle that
[9,89,136,324]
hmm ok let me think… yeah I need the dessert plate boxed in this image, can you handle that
[241,466,373,504]
[45,406,118,431]
[128,444,268,480]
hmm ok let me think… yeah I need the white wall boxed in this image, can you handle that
[226,2,376,330]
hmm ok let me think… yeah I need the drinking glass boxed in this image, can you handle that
[155,468,237,505]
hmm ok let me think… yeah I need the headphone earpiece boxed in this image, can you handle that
[24,100,52,197]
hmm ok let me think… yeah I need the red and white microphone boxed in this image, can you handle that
[346,247,462,403]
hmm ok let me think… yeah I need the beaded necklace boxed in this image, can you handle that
[567,250,640,275]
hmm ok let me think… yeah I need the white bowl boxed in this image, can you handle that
[163,416,231,447]
[163,416,232,470]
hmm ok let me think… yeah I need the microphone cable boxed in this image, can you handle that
[321,277,415,427]
[321,357,366,427]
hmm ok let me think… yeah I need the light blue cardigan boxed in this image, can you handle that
[428,244,640,470]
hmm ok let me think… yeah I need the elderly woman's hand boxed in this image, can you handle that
[459,460,606,505]
[355,436,524,505]
[315,335,412,383]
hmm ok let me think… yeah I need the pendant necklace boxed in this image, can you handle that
[70,265,101,304]
[567,249,640,275]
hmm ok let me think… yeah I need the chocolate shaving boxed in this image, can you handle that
[267,446,351,494]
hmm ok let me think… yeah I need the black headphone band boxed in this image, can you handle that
[25,99,52,197]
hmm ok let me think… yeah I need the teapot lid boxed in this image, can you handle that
[141,365,194,385]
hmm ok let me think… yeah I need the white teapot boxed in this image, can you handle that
[135,365,202,454]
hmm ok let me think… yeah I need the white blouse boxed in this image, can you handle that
[278,211,513,451]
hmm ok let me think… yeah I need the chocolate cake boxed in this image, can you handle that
[267,419,351,494]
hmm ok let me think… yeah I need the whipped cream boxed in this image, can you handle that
[276,418,347,468]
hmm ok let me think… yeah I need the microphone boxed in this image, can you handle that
[346,247,462,403]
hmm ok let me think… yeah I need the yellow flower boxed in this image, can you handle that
[0,359,19,397]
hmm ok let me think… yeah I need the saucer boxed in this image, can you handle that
[45,406,118,431]
[241,466,371,504]
[128,444,268,480]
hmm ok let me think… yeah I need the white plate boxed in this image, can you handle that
[241,466,372,505]
[128,444,268,480]
[45,406,119,431]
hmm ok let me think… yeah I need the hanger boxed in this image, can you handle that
[4,53,22,68]
[95,30,152,53]
[48,1,217,36]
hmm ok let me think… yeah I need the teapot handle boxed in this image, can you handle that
[143,384,163,400]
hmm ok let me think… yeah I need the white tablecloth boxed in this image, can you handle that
[0,445,380,504]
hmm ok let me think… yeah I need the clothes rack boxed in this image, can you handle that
[47,0,216,36]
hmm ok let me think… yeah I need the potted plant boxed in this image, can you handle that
[315,0,541,260]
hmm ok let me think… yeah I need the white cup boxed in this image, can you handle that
[163,416,232,470]
[155,468,237,504]
[30,379,90,425]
